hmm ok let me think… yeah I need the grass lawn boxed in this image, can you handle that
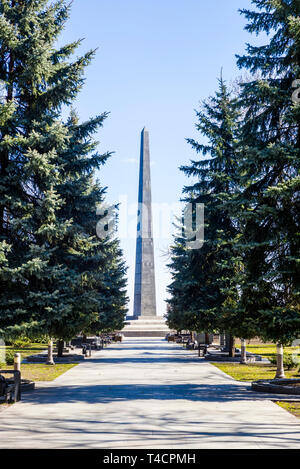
[202,343,299,381]
[212,343,300,421]
[0,342,48,365]
[235,342,299,360]
[3,343,48,360]
[212,362,300,382]
[212,343,300,381]
[1,363,78,381]
[1,342,79,381]
[212,362,300,420]
[276,402,300,419]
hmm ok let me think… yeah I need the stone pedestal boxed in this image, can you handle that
[122,317,171,337]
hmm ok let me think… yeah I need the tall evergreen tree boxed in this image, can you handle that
[167,220,196,333]
[47,110,127,354]
[235,0,300,376]
[0,1,128,347]
[0,0,81,339]
[168,77,244,354]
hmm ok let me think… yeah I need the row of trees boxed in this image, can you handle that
[0,1,128,356]
[167,0,300,377]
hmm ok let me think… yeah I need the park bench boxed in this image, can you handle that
[112,335,122,343]
[197,344,209,357]
[83,335,113,355]
[167,334,180,342]
[0,370,21,403]
[186,340,196,350]
[182,334,191,342]
[176,334,191,344]
[91,338,102,350]
[82,343,97,356]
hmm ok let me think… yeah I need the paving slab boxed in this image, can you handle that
[0,338,300,449]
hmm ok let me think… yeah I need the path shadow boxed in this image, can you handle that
[101,346,173,352]
[122,340,169,345]
[22,382,265,405]
[88,356,201,364]
[1,402,300,449]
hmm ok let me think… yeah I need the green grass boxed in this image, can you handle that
[276,401,300,419]
[1,342,78,381]
[6,343,48,359]
[1,363,78,381]
[211,343,300,420]
[212,362,300,382]
[207,344,300,382]
[235,343,299,360]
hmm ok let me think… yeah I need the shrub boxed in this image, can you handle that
[5,350,15,365]
[269,353,298,370]
[12,337,31,349]
[32,335,49,344]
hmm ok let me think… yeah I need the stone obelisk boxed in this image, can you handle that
[133,127,157,317]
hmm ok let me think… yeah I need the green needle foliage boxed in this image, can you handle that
[167,0,300,351]
[235,0,300,345]
[167,77,242,339]
[0,1,127,343]
[166,217,195,333]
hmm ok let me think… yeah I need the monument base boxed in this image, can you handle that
[121,317,172,337]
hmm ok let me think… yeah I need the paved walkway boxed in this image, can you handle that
[1,338,300,449]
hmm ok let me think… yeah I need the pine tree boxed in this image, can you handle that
[0,1,128,348]
[165,304,186,334]
[87,235,128,335]
[0,1,84,339]
[236,0,300,376]
[167,221,196,334]
[167,77,244,354]
[50,110,127,354]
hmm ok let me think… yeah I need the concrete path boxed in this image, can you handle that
[0,338,300,449]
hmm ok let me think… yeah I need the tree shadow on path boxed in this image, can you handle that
[23,382,270,405]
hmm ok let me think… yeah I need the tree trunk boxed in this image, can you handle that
[205,333,210,345]
[224,332,231,352]
[220,332,226,348]
[57,340,64,358]
[47,339,55,365]
[275,343,285,379]
[240,338,247,364]
[228,335,235,358]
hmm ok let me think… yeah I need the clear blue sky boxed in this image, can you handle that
[60,0,260,316]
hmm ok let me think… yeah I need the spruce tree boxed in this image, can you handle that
[168,77,244,354]
[167,221,196,334]
[0,1,128,348]
[236,0,300,376]
[0,0,85,339]
[51,110,127,354]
